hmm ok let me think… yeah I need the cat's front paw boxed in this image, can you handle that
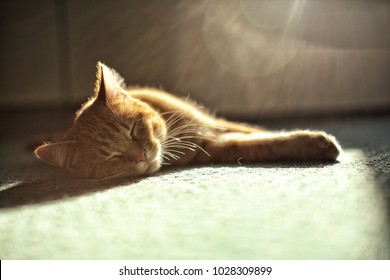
[315,133,341,160]
[296,131,341,161]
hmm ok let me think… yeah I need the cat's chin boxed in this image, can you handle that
[145,159,161,175]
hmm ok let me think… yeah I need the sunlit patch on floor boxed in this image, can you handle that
[1,148,388,259]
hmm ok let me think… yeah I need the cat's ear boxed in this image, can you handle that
[95,62,126,102]
[34,141,77,168]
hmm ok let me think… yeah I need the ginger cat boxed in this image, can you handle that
[35,62,341,179]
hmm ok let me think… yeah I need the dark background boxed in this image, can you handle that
[1,0,389,120]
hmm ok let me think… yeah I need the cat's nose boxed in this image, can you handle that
[136,149,147,162]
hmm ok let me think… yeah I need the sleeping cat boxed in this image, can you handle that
[34,62,341,179]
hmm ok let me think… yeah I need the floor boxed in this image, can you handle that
[0,110,389,259]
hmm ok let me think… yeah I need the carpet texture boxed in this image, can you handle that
[0,113,389,259]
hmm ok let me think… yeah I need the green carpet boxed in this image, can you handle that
[1,114,389,259]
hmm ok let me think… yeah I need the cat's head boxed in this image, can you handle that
[35,62,167,179]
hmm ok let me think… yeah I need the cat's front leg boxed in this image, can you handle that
[196,130,341,163]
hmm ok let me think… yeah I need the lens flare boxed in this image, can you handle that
[203,0,306,77]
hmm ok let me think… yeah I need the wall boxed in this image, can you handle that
[1,0,389,118]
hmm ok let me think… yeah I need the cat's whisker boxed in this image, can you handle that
[161,154,174,162]
[161,124,215,159]
[164,111,182,123]
[191,145,210,157]
[165,111,181,123]
[160,110,176,116]
[167,127,197,138]
[175,135,216,142]
[166,122,219,138]
[166,113,186,130]
[162,149,182,158]
[164,143,196,152]
[163,138,211,158]
[174,140,211,157]
[162,138,184,145]
[163,148,186,156]
[160,110,185,118]
[164,139,197,147]
[164,134,216,146]
[165,154,181,161]
[169,131,214,139]
[172,120,223,130]
[167,118,194,130]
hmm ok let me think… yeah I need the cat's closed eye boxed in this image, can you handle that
[105,152,123,162]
